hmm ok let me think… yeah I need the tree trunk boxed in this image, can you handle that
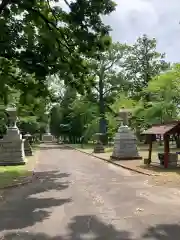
[98,74,107,144]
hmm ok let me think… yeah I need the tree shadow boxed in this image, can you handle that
[2,214,180,239]
[67,215,132,240]
[0,170,71,231]
[143,223,180,240]
[2,215,132,240]
[1,232,63,240]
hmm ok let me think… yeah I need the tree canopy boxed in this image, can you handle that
[47,35,176,144]
[1,2,178,147]
[0,0,116,96]
[123,34,170,100]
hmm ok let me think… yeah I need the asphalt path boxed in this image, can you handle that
[0,144,180,239]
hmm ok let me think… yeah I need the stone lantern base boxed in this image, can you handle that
[42,133,53,142]
[93,141,105,153]
[0,126,25,165]
[111,125,142,161]
[0,107,26,166]
[24,139,33,156]
[0,139,25,166]
[93,133,105,153]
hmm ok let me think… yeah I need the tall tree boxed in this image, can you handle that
[0,0,116,94]
[50,104,63,139]
[128,65,180,139]
[124,34,169,100]
[88,42,128,138]
[0,57,50,104]
[69,96,98,142]
[144,64,180,123]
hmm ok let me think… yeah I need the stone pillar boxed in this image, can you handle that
[24,133,33,156]
[93,133,105,153]
[111,108,142,161]
[42,112,53,142]
[0,107,25,165]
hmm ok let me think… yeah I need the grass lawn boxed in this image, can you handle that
[70,143,94,149]
[70,143,113,153]
[70,143,180,170]
[0,165,32,189]
[71,142,180,159]
[0,145,39,189]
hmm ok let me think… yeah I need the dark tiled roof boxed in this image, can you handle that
[143,122,180,135]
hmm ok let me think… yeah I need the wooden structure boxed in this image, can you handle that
[143,121,180,168]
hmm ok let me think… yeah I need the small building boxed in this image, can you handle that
[143,121,180,168]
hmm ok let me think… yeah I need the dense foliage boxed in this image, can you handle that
[0,0,116,98]
[48,35,174,144]
[0,1,178,145]
[0,0,116,137]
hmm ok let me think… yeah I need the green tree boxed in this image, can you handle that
[128,65,180,140]
[17,95,50,137]
[88,42,128,139]
[18,116,40,135]
[69,96,98,142]
[110,93,138,136]
[0,104,7,137]
[50,104,63,139]
[0,0,116,94]
[124,34,169,100]
[0,57,49,104]
[55,86,78,142]
[144,64,180,123]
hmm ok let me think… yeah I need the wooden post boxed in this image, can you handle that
[148,135,153,164]
[164,134,169,168]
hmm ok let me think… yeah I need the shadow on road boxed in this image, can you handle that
[0,211,180,240]
[3,221,180,240]
[0,171,71,231]
[67,215,131,239]
[1,232,63,240]
[142,223,180,239]
[2,216,180,239]
[1,215,131,239]
[68,217,180,239]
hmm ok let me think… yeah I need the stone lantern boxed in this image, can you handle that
[0,107,25,165]
[111,108,142,161]
[4,107,21,140]
[42,112,53,142]
[93,133,105,153]
[24,133,33,156]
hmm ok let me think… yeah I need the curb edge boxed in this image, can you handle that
[65,145,159,177]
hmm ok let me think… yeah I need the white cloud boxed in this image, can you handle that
[58,0,180,62]
[104,0,180,62]
[115,0,156,19]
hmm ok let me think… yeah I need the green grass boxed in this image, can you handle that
[0,143,41,189]
[70,143,180,161]
[70,144,114,153]
[0,145,40,189]
[105,147,113,153]
[0,165,32,188]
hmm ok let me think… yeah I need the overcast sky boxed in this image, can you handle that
[60,0,180,62]
[104,0,180,62]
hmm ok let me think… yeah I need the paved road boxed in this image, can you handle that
[0,144,180,239]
